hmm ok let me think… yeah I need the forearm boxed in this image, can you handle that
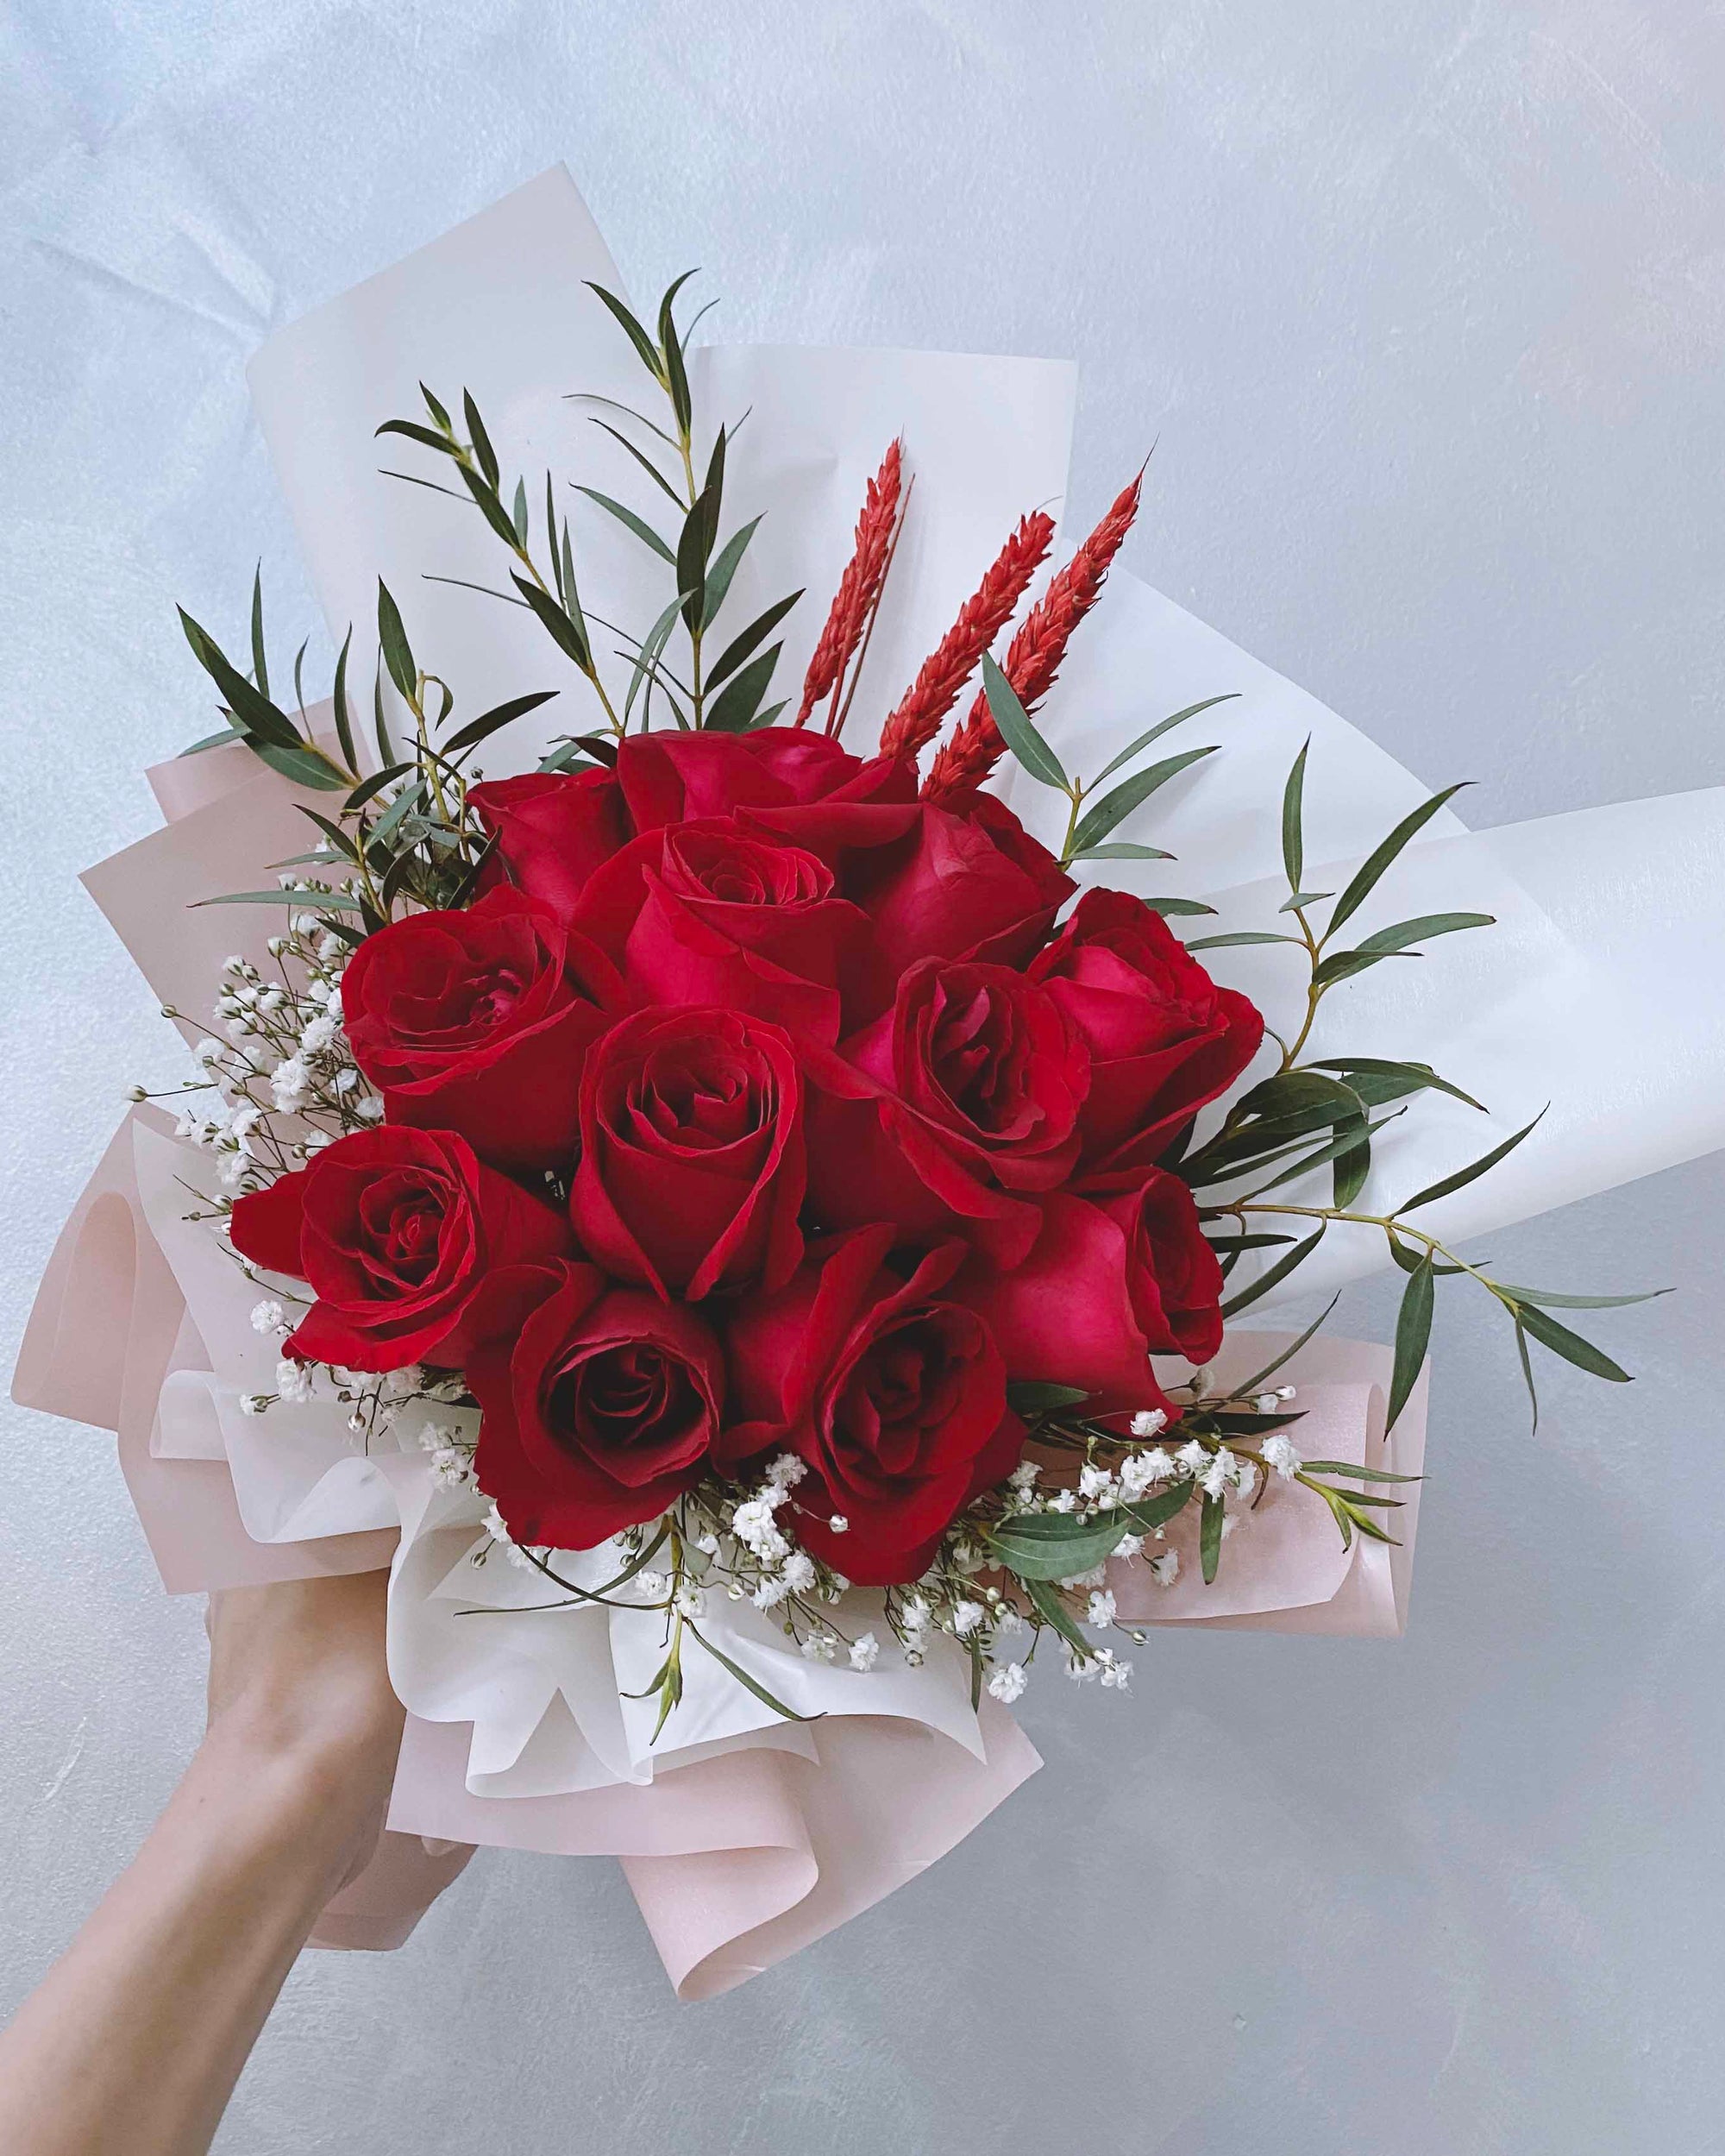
[0,1576,403,2156]
[0,1724,373,2156]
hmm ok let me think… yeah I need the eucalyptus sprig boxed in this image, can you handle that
[975,651,1234,889]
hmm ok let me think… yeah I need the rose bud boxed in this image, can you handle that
[467,765,631,918]
[952,1192,1176,1418]
[341,888,628,1173]
[1028,888,1264,1181]
[467,1260,722,1548]
[570,1007,806,1301]
[805,959,1089,1267]
[228,1127,571,1373]
[570,817,882,1043]
[724,1227,1025,1585]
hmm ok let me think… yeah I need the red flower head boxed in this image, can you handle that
[467,1261,722,1548]
[468,766,630,919]
[569,817,881,1043]
[228,1127,570,1373]
[806,958,1089,1267]
[1028,888,1264,1181]
[724,1228,1024,1584]
[570,1007,806,1301]
[341,887,626,1173]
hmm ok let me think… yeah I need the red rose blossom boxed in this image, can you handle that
[341,888,627,1172]
[837,792,1074,976]
[570,1006,806,1300]
[1029,888,1264,1182]
[468,766,630,918]
[724,1226,1025,1583]
[227,1127,570,1373]
[806,958,1089,1266]
[570,817,881,1043]
[953,1192,1175,1417]
[614,726,877,833]
[467,1260,722,1547]
[1095,1168,1226,1365]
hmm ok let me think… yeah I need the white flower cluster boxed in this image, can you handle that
[144,921,377,1197]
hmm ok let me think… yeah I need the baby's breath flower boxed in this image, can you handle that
[848,1631,880,1671]
[1261,1432,1303,1480]
[987,1662,1027,1704]
[1130,1407,1168,1439]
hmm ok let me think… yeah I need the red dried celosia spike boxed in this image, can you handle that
[923,472,1143,801]
[878,510,1057,760]
[797,439,904,725]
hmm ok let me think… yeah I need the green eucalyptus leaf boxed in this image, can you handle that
[442,689,561,759]
[1074,841,1176,861]
[248,565,268,697]
[1026,1578,1095,1656]
[982,652,1067,789]
[704,643,782,732]
[376,581,417,702]
[511,575,593,672]
[573,486,677,563]
[988,1512,1126,1582]
[1200,1491,1224,1583]
[1282,737,1308,891]
[584,283,666,382]
[1219,1226,1326,1315]
[706,591,803,688]
[1389,1254,1434,1430]
[462,390,500,489]
[1069,743,1218,855]
[1491,1284,1667,1311]
[1515,1303,1633,1383]
[1399,1110,1545,1212]
[1327,782,1472,936]
[1090,695,1239,789]
[701,515,762,631]
[587,418,686,506]
[375,417,455,456]
[1307,1058,1485,1113]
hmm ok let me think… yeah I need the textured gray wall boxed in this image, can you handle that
[3,3,1723,2149]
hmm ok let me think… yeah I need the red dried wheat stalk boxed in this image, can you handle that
[877,510,1057,759]
[922,471,1143,801]
[797,439,904,726]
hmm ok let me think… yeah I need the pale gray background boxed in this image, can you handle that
[3,3,1722,2150]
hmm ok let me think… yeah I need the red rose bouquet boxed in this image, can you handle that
[154,267,1642,1728]
[22,172,1702,1997]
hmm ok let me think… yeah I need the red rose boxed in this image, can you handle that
[571,818,881,1042]
[228,1128,570,1373]
[1095,1168,1225,1364]
[467,1260,722,1547]
[1028,889,1264,1182]
[570,1007,806,1300]
[341,888,627,1172]
[806,959,1089,1266]
[837,791,1074,976]
[468,766,630,917]
[615,726,881,832]
[724,1226,1025,1584]
[953,1192,1174,1417]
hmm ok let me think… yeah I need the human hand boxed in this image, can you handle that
[204,1572,405,1894]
